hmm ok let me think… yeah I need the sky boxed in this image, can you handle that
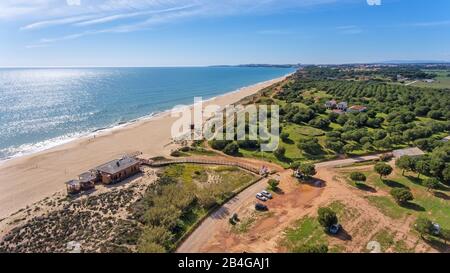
[0,0,449,67]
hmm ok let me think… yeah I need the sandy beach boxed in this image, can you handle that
[0,75,288,219]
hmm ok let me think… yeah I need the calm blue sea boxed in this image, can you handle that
[0,67,294,160]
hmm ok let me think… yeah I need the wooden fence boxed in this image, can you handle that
[147,158,260,174]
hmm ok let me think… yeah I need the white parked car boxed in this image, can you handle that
[261,190,273,199]
[256,193,268,202]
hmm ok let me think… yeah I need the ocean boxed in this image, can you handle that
[0,66,294,161]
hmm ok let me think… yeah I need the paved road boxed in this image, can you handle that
[176,177,268,253]
[176,153,384,253]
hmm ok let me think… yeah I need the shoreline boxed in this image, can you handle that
[0,73,292,165]
[0,73,290,219]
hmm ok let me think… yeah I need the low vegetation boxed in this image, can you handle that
[0,164,257,253]
[356,161,450,237]
[134,164,256,252]
[317,206,338,230]
[0,182,147,253]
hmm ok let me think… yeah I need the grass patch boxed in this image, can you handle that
[412,69,450,89]
[134,163,258,252]
[371,229,395,252]
[366,196,409,219]
[239,122,337,166]
[366,169,450,228]
[178,206,208,234]
[283,216,327,252]
[231,211,273,234]
[368,229,414,253]
[186,148,220,156]
[231,216,256,234]
[328,200,360,223]
[164,164,208,186]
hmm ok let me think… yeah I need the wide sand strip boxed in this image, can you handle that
[0,75,288,219]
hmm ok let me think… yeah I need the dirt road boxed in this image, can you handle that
[177,153,386,253]
[176,177,269,253]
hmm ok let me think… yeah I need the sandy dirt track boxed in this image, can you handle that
[177,154,385,253]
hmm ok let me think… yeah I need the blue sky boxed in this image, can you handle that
[0,0,449,66]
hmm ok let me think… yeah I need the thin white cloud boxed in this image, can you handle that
[29,8,200,46]
[257,29,293,35]
[16,0,344,47]
[336,25,363,34]
[410,20,450,27]
[21,14,98,30]
[67,0,81,6]
[5,0,340,21]
[74,4,196,26]
[366,0,381,6]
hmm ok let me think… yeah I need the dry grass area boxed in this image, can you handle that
[198,162,448,253]
[282,163,449,253]
[196,170,324,253]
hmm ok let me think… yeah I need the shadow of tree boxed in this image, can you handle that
[277,156,293,164]
[405,175,423,186]
[423,236,450,253]
[383,179,409,189]
[302,178,326,188]
[355,182,377,193]
[400,202,425,212]
[210,204,231,220]
[329,227,352,241]
[282,139,295,145]
[273,187,285,195]
[437,184,450,192]
[434,191,450,200]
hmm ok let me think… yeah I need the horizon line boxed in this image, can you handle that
[1,60,450,69]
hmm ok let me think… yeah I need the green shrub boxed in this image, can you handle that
[350,172,367,183]
[280,132,290,143]
[414,217,433,238]
[390,188,413,205]
[317,207,338,229]
[223,142,239,156]
[268,179,279,190]
[273,146,286,160]
[294,244,328,253]
[300,163,316,178]
[374,162,393,179]
[170,150,182,157]
[210,139,232,151]
[423,178,440,191]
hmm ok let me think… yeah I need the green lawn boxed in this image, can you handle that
[360,168,450,229]
[412,70,450,89]
[239,122,336,167]
[367,229,415,253]
[366,195,410,219]
[164,164,256,190]
[283,217,328,252]
[283,201,360,253]
[231,211,273,234]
